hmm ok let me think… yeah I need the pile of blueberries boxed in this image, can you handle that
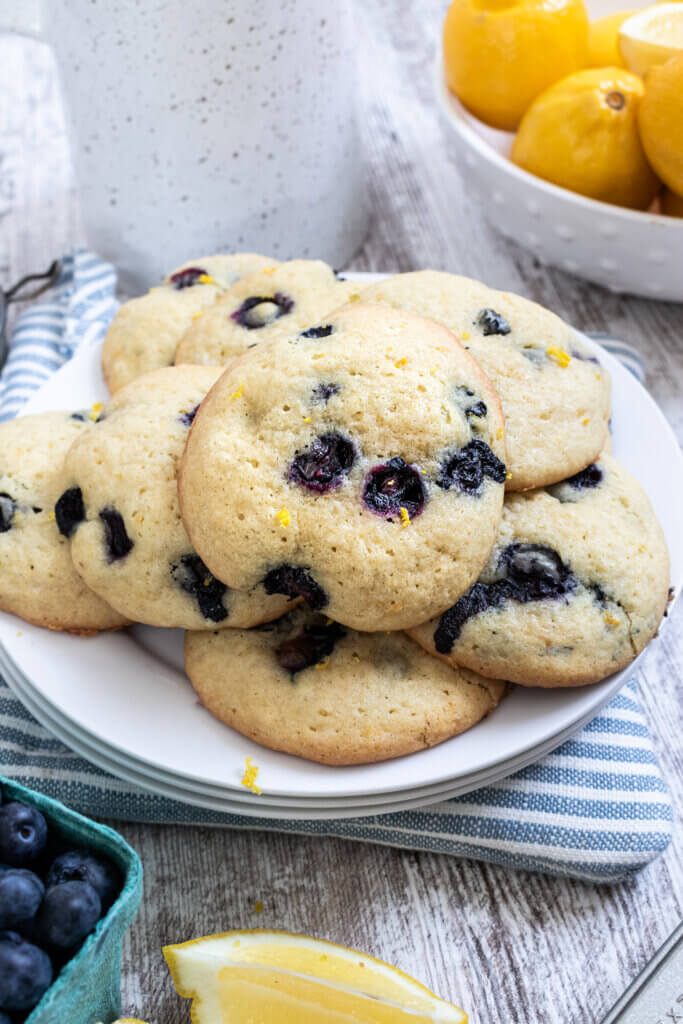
[0,791,121,1021]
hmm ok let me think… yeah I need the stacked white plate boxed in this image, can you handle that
[1,276,681,820]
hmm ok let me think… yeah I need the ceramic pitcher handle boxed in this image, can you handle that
[0,0,42,37]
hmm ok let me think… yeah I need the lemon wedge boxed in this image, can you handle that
[164,930,467,1023]
[618,3,683,76]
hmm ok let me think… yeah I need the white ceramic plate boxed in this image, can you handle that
[435,56,683,301]
[0,276,681,805]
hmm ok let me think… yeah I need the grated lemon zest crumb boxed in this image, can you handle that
[505,471,513,480]
[231,382,244,401]
[198,273,215,285]
[394,357,407,368]
[277,508,291,528]
[192,311,204,321]
[496,427,503,440]
[261,266,278,275]
[399,506,411,528]
[582,417,590,425]
[348,293,360,303]
[48,511,56,521]
[17,631,21,637]
[316,659,330,670]
[604,613,620,627]
[461,330,471,340]
[89,402,103,422]
[303,416,311,423]
[254,900,263,914]
[547,345,571,368]
[241,756,261,795]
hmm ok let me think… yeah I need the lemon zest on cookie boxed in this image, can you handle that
[277,508,291,528]
[496,427,503,440]
[315,659,330,670]
[582,418,590,426]
[192,311,204,321]
[303,416,312,423]
[89,402,103,421]
[198,273,215,285]
[48,510,56,521]
[399,507,411,528]
[347,292,361,303]
[241,757,261,795]
[547,346,571,368]
[505,471,513,480]
[394,357,408,368]
[604,613,621,627]
[231,383,244,401]
[461,330,471,341]
[261,266,278,275]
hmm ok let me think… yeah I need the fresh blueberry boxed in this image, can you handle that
[36,881,101,951]
[0,931,53,1011]
[179,403,200,427]
[168,266,206,290]
[171,554,228,623]
[311,381,339,403]
[0,870,44,931]
[563,464,603,490]
[454,385,487,420]
[276,618,346,674]
[99,508,133,562]
[54,487,85,538]
[362,457,426,519]
[436,440,506,494]
[500,543,573,598]
[231,293,294,329]
[476,308,511,336]
[300,324,333,339]
[0,803,48,868]
[288,433,355,494]
[434,542,576,653]
[45,851,120,913]
[0,494,15,534]
[263,565,327,610]
[70,411,86,422]
[0,1011,10,1024]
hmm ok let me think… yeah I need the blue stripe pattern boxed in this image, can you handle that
[0,250,671,883]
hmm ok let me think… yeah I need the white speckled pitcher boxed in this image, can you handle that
[1,0,368,291]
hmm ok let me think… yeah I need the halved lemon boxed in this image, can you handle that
[164,930,467,1023]
[618,3,683,76]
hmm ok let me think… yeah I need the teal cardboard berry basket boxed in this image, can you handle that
[1,776,143,1024]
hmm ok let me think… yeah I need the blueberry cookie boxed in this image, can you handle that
[59,367,293,629]
[0,413,127,633]
[184,606,507,765]
[174,259,362,367]
[359,271,611,491]
[102,253,276,393]
[179,302,507,632]
[408,455,670,687]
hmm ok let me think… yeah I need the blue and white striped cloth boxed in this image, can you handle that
[0,250,673,883]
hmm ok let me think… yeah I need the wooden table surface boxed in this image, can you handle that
[1,4,681,1022]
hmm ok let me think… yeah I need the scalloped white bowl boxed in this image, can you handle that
[436,58,683,301]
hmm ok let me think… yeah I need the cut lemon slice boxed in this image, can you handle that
[618,3,683,75]
[164,930,467,1023]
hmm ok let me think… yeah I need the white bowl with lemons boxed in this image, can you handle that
[436,0,683,301]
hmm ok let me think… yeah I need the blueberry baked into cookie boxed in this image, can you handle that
[102,252,275,393]
[359,271,611,491]
[179,302,507,632]
[408,455,670,687]
[174,259,362,367]
[0,413,127,633]
[184,606,507,765]
[56,366,292,630]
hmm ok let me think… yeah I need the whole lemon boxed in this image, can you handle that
[443,0,589,131]
[661,187,683,216]
[511,67,660,209]
[587,10,637,67]
[638,55,683,195]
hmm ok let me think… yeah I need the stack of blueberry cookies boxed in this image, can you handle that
[0,255,671,766]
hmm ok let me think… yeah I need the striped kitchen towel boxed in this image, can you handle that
[0,250,673,883]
